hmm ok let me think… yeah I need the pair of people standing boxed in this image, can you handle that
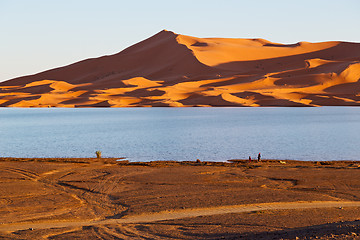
[249,153,261,162]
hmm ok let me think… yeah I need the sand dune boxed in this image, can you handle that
[1,30,360,107]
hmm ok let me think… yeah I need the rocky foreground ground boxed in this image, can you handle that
[0,158,360,239]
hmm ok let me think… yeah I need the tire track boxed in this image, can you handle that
[0,201,359,232]
[1,167,40,181]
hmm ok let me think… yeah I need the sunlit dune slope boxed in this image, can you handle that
[1,30,360,107]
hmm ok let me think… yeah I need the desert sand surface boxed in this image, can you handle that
[1,158,360,239]
[1,30,360,107]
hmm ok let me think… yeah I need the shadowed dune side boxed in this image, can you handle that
[0,30,218,87]
[1,30,360,107]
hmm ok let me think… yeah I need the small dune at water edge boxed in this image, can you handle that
[1,30,360,107]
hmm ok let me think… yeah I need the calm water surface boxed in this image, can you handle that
[0,107,359,161]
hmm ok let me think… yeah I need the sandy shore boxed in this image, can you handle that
[1,158,360,239]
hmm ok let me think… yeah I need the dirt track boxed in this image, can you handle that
[0,201,359,232]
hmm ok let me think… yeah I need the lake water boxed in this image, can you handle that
[0,107,359,161]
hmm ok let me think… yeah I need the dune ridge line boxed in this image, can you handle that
[1,30,360,107]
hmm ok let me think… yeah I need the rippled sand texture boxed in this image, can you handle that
[1,30,360,107]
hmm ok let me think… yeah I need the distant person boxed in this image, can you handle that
[249,156,251,162]
[258,153,261,161]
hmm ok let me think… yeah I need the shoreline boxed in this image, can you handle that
[1,157,360,239]
[1,157,359,165]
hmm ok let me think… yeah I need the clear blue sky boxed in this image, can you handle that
[1,0,359,82]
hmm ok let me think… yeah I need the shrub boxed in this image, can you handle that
[95,151,102,159]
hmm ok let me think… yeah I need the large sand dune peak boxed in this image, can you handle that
[1,30,360,107]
